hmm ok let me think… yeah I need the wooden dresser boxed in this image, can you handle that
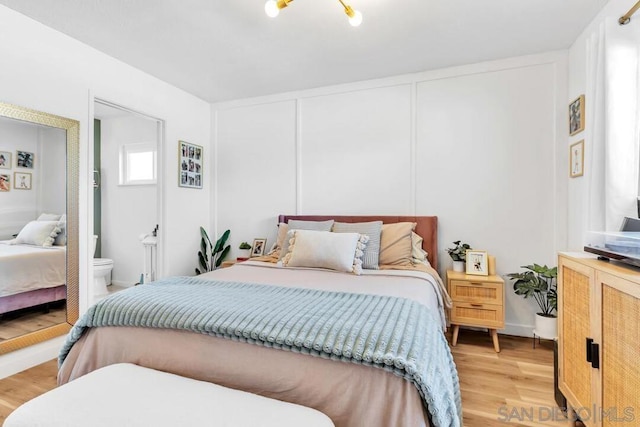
[446,270,505,352]
[558,253,640,427]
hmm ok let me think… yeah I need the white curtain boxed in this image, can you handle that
[586,18,640,233]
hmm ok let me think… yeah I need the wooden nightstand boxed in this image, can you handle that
[221,260,237,268]
[446,270,505,352]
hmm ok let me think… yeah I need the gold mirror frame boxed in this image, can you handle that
[0,101,79,355]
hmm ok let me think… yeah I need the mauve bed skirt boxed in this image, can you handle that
[0,285,66,315]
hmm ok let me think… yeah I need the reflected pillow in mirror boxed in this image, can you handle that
[37,213,61,221]
[54,214,67,246]
[15,221,62,247]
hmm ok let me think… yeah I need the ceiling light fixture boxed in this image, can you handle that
[264,0,363,27]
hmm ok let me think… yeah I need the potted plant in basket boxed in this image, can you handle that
[447,240,471,272]
[507,264,558,339]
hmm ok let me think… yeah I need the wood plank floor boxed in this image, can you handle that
[0,304,66,342]
[0,331,569,426]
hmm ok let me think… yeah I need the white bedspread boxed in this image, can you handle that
[202,261,446,328]
[0,241,66,297]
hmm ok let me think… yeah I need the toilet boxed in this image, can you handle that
[93,235,114,296]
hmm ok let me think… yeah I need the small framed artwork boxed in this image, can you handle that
[0,151,11,169]
[251,238,267,257]
[466,250,488,276]
[178,141,203,189]
[0,174,10,192]
[16,150,34,169]
[14,172,32,190]
[570,140,584,178]
[569,95,585,136]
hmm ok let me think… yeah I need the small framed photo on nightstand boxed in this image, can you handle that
[251,238,267,257]
[466,250,488,275]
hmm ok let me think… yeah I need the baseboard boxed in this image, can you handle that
[109,280,135,288]
[0,336,64,380]
[501,322,535,338]
[449,322,536,338]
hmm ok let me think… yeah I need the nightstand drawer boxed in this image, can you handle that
[450,280,503,305]
[450,302,504,328]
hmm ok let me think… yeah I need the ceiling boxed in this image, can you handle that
[0,0,609,103]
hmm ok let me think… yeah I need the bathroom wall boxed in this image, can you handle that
[100,113,157,286]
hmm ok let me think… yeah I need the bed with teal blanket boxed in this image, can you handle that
[59,262,461,427]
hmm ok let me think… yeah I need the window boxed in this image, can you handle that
[119,142,156,185]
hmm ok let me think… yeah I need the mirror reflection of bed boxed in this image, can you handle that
[0,115,67,341]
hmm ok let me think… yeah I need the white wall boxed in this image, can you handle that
[0,118,39,239]
[566,0,639,249]
[213,51,569,337]
[38,127,67,216]
[100,114,157,286]
[0,5,211,378]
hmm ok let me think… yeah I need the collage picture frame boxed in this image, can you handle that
[178,141,203,189]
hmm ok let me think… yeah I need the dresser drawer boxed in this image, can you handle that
[450,302,504,328]
[450,280,503,305]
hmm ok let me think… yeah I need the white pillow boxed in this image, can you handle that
[54,216,67,246]
[411,231,429,262]
[15,221,62,247]
[278,220,335,261]
[37,213,61,221]
[282,229,369,275]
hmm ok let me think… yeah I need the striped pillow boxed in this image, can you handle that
[332,221,383,270]
[278,220,335,260]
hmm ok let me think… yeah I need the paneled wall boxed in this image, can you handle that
[213,52,568,336]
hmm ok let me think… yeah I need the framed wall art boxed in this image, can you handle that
[570,140,584,178]
[0,173,10,192]
[0,151,11,169]
[178,141,202,189]
[466,250,488,276]
[569,95,585,136]
[14,172,32,190]
[16,150,34,168]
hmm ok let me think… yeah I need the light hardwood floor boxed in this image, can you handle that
[0,304,66,342]
[0,331,568,426]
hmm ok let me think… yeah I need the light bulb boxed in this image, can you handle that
[265,0,280,18]
[348,10,362,26]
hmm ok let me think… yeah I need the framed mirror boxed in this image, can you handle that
[0,101,79,355]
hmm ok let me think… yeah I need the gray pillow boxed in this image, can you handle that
[279,219,335,260]
[332,221,383,269]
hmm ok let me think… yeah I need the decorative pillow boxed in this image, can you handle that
[37,213,61,221]
[411,231,429,264]
[332,221,383,270]
[15,220,62,247]
[278,219,335,260]
[54,214,67,246]
[282,229,369,275]
[379,222,416,266]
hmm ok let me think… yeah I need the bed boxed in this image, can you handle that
[58,216,461,427]
[0,241,66,315]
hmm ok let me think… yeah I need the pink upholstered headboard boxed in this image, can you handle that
[278,215,438,269]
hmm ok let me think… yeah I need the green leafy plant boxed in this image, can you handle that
[447,240,471,262]
[195,228,230,275]
[507,264,558,317]
[238,241,251,250]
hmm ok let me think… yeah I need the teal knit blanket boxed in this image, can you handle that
[59,277,461,427]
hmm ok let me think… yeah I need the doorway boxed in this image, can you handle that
[93,100,163,299]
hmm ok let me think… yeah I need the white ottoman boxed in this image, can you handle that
[5,363,335,427]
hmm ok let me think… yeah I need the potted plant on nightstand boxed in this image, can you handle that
[447,240,471,272]
[238,241,252,260]
[508,264,558,339]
